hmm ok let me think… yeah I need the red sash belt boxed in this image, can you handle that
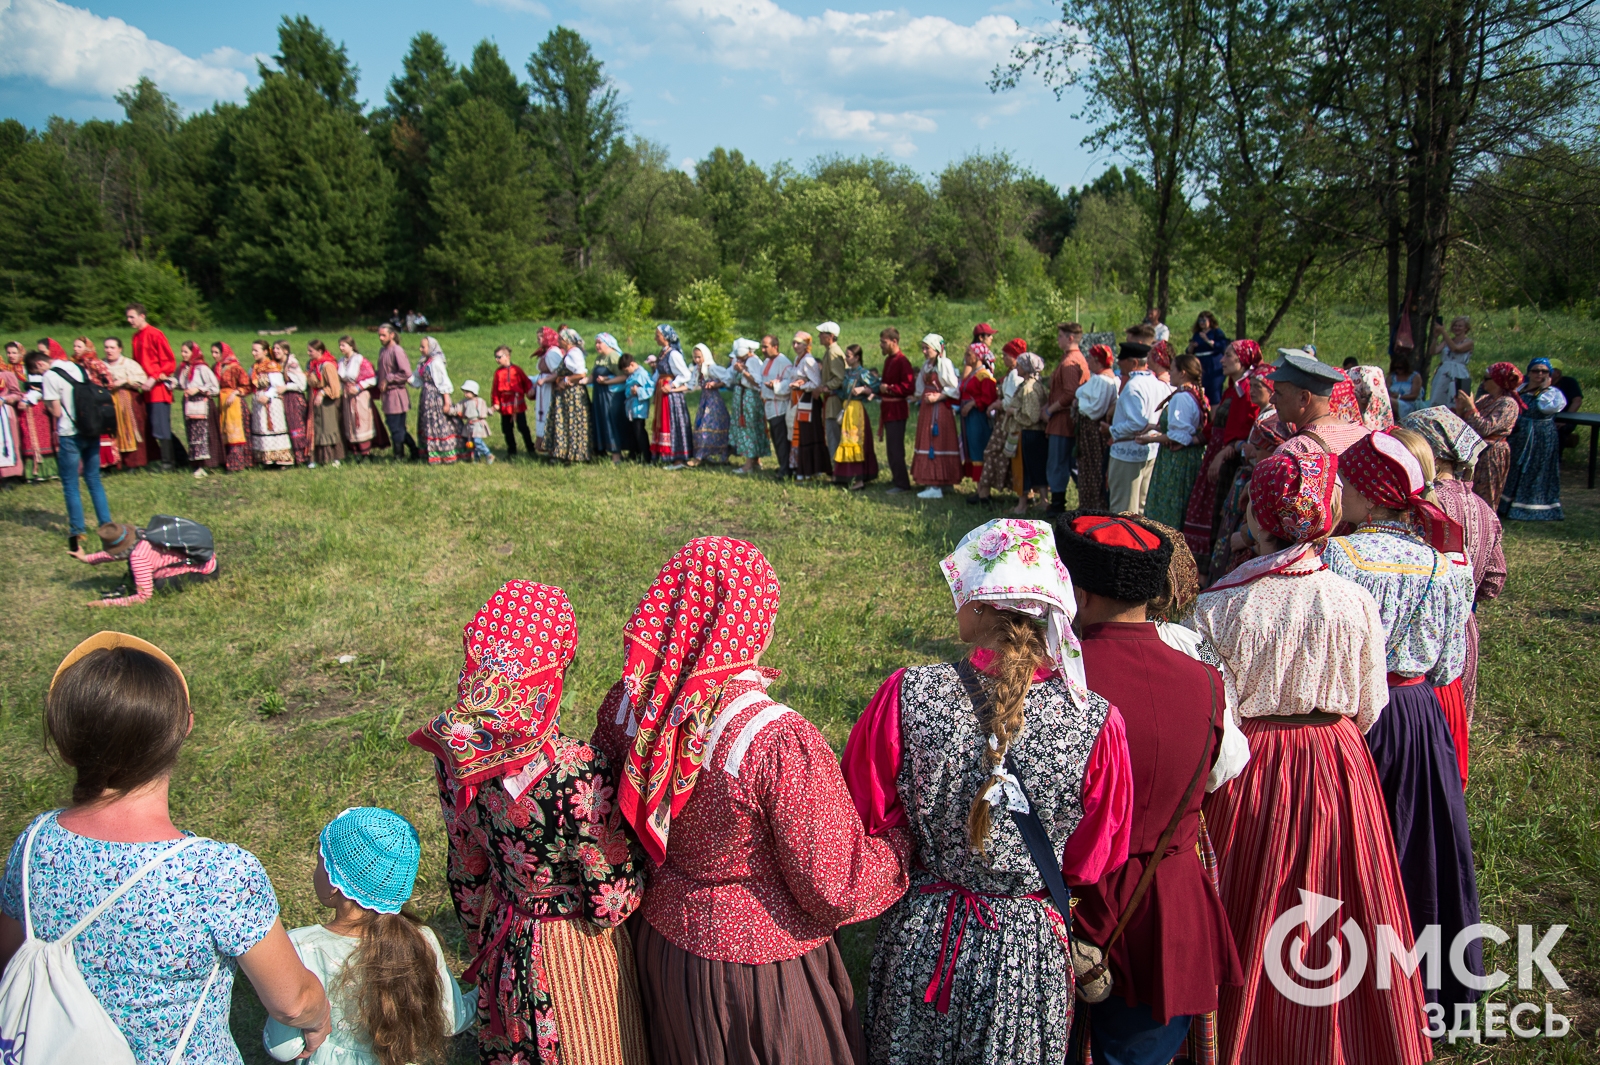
[1387,672,1427,687]
[463,897,579,1036]
[918,880,1054,1014]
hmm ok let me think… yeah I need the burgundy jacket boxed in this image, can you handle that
[878,351,916,423]
[1072,621,1242,1022]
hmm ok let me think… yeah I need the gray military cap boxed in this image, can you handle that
[1270,348,1345,396]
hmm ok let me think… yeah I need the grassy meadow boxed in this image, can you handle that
[1,302,1598,1062]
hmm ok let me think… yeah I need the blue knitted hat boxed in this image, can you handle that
[318,808,420,915]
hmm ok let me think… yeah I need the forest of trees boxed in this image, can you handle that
[1,6,1596,371]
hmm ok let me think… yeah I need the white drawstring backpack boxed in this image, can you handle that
[0,818,221,1064]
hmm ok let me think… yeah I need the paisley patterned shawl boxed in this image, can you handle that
[614,537,781,864]
[408,580,578,813]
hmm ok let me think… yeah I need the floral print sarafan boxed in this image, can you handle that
[436,735,645,1065]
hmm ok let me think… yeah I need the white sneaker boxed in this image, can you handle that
[330,460,342,468]
[192,468,207,479]
[307,462,318,469]
[731,467,749,475]
[487,455,496,464]
[917,487,944,499]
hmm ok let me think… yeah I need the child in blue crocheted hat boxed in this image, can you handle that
[264,808,477,1065]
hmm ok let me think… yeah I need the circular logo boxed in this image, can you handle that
[1265,890,1368,1006]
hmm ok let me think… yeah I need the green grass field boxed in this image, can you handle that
[2,303,1598,1062]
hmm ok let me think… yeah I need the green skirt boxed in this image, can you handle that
[1144,443,1206,529]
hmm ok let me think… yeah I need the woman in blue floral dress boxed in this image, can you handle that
[1,632,330,1063]
[409,581,648,1065]
[1500,356,1566,521]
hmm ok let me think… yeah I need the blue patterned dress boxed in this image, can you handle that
[692,365,732,461]
[2,811,279,1064]
[1500,386,1565,521]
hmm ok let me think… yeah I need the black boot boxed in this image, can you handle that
[1045,491,1067,516]
[158,438,175,472]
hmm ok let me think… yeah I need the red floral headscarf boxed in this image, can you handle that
[1248,411,1291,451]
[181,342,208,370]
[1329,371,1362,424]
[539,327,560,351]
[409,580,578,813]
[1232,339,1262,370]
[1251,450,1339,544]
[968,342,995,372]
[614,537,780,863]
[1088,344,1115,370]
[1340,430,1464,554]
[1148,339,1174,374]
[1488,362,1527,410]
[1231,343,1268,400]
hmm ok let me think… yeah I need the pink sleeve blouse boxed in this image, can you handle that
[841,665,1134,886]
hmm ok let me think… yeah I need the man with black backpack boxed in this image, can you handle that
[41,343,114,552]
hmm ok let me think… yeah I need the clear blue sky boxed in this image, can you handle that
[0,0,1116,191]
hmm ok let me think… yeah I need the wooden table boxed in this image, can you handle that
[1556,411,1600,488]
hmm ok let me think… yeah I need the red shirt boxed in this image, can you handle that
[959,370,998,413]
[1047,350,1090,436]
[592,670,910,964]
[878,350,916,423]
[130,325,176,404]
[491,364,533,414]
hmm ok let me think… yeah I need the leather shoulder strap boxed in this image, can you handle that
[1080,667,1217,981]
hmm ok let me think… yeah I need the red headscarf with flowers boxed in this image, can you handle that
[1252,450,1339,545]
[613,537,780,863]
[539,327,560,351]
[968,342,995,373]
[181,341,208,370]
[409,580,578,813]
[1339,430,1465,554]
[1329,371,1363,424]
[1088,343,1115,370]
[1232,338,1263,371]
[1148,339,1174,375]
[1205,450,1339,592]
[1487,362,1527,410]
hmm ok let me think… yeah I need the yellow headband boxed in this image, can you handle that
[51,631,190,704]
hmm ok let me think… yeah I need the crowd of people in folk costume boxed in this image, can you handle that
[2,305,1573,561]
[0,334,1525,1065]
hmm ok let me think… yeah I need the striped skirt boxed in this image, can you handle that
[542,920,650,1065]
[1202,716,1433,1065]
[635,919,864,1065]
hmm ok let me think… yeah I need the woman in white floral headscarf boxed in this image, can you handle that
[842,518,1133,1065]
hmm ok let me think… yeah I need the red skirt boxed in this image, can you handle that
[1181,439,1233,556]
[1202,717,1433,1065]
[1433,679,1469,791]
[911,401,961,487]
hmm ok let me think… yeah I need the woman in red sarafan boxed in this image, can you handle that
[410,580,649,1065]
[591,537,911,1065]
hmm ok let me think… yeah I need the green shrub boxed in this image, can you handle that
[677,277,736,350]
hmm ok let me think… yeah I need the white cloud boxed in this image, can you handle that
[809,103,936,157]
[592,0,1027,81]
[473,0,551,16]
[0,0,249,102]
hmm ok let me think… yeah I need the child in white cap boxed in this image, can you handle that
[450,381,493,463]
[264,807,476,1065]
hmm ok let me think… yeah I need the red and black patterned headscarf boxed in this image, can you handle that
[1487,362,1527,410]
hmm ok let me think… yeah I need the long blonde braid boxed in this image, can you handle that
[966,607,1051,854]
